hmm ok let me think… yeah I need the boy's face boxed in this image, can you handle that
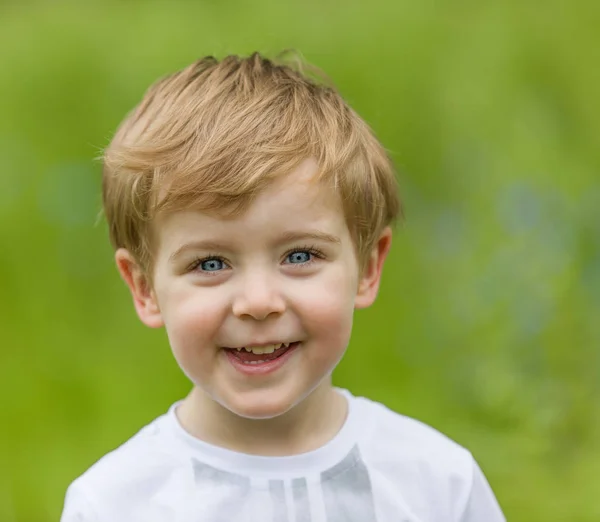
[118,159,391,420]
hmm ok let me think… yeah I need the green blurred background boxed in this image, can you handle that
[1,1,598,520]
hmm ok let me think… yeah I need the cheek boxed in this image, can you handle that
[158,286,226,359]
[293,268,357,351]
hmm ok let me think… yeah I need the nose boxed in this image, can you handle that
[231,272,286,321]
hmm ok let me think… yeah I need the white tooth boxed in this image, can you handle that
[243,344,286,355]
[282,342,289,348]
[236,347,243,351]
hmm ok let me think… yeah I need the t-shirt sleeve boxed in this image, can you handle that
[459,459,506,522]
[60,483,99,522]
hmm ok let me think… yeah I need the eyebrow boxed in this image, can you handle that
[169,230,341,263]
[276,230,342,246]
[169,240,234,263]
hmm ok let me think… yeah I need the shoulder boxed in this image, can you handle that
[353,395,478,518]
[353,394,505,520]
[74,411,187,486]
[64,410,191,518]
[356,395,472,468]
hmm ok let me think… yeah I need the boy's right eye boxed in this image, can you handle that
[193,257,227,272]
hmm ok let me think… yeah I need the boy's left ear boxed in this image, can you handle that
[355,227,392,309]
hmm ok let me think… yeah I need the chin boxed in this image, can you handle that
[221,388,298,420]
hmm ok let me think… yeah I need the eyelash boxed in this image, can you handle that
[283,245,325,267]
[187,253,228,273]
[187,245,325,273]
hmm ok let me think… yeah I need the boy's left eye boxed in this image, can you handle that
[199,258,225,271]
[286,251,312,264]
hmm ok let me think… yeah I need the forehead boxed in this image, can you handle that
[153,159,348,247]
[238,158,342,220]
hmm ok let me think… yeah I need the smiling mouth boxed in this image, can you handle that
[224,342,299,365]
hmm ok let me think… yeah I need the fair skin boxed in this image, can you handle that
[116,158,391,456]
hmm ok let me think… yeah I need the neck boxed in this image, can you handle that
[176,382,348,456]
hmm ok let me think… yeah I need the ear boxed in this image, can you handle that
[115,248,164,328]
[355,227,393,309]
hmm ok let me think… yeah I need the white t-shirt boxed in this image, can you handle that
[60,389,505,522]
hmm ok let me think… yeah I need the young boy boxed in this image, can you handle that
[61,53,505,522]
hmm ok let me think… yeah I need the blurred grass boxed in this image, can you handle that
[0,1,598,521]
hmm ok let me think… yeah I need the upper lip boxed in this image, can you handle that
[224,340,296,349]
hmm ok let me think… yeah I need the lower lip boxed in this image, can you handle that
[224,342,300,376]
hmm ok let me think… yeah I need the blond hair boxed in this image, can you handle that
[102,52,401,274]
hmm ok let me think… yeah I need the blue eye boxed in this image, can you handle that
[287,251,311,264]
[200,258,225,271]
